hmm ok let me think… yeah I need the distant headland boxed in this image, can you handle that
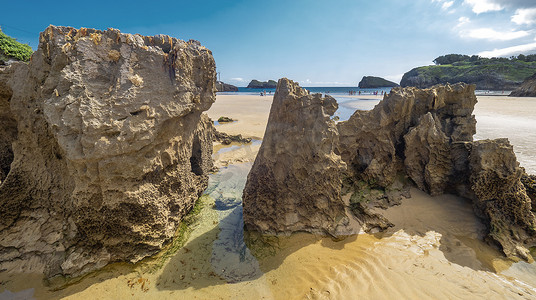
[401,54,536,90]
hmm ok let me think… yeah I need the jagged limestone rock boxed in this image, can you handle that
[338,83,477,189]
[404,112,452,195]
[468,139,536,260]
[0,26,215,278]
[242,78,352,235]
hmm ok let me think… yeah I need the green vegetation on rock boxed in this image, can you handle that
[246,79,277,89]
[145,194,207,272]
[401,54,536,90]
[0,28,33,63]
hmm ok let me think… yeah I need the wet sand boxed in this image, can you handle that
[2,94,536,299]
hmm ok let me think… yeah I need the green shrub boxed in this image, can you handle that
[0,28,33,62]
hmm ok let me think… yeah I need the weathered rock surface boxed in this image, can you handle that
[521,173,536,206]
[0,66,16,183]
[468,139,536,259]
[215,81,238,92]
[242,78,352,235]
[338,83,477,190]
[403,112,452,195]
[509,73,536,97]
[0,26,215,278]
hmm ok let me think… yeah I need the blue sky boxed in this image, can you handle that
[2,0,536,86]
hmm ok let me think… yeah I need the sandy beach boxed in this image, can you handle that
[474,95,536,174]
[207,95,273,140]
[2,94,536,299]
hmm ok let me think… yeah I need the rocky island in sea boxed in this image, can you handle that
[246,79,277,89]
[358,76,399,88]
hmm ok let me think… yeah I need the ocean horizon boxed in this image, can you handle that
[218,86,511,96]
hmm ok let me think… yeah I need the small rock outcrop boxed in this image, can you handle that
[213,130,252,145]
[242,78,351,235]
[358,76,399,88]
[215,81,238,92]
[0,26,215,278]
[509,73,536,97]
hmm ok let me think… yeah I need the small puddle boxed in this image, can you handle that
[214,139,261,156]
[204,163,263,283]
[213,120,238,126]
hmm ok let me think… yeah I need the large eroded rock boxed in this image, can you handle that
[244,80,535,260]
[0,26,215,277]
[242,78,351,235]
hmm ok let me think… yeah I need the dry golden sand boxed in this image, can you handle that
[1,94,536,300]
[207,94,273,140]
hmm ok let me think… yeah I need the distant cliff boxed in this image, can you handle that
[510,73,536,97]
[247,79,277,89]
[216,81,238,92]
[401,54,536,90]
[358,76,399,88]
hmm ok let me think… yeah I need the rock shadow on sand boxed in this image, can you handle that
[376,187,511,272]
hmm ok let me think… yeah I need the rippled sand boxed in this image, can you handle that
[2,94,536,299]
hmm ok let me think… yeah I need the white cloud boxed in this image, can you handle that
[464,0,504,14]
[457,16,471,26]
[442,1,455,10]
[512,8,536,25]
[460,27,530,40]
[478,42,536,57]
